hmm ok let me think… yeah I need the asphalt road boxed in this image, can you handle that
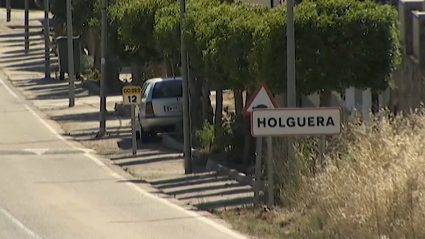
[0,76,247,238]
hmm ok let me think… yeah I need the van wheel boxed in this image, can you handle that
[138,126,151,143]
[141,132,150,143]
[59,72,65,80]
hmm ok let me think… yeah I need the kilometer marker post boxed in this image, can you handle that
[131,105,137,155]
[122,86,142,156]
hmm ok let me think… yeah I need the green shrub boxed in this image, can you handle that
[109,0,174,64]
[195,121,215,152]
[48,0,96,27]
[184,0,225,73]
[154,1,181,64]
[221,108,246,162]
[197,3,268,89]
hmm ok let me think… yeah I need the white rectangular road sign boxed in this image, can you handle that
[122,85,142,105]
[251,108,341,137]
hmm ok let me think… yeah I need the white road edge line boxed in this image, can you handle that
[0,208,45,239]
[0,77,248,239]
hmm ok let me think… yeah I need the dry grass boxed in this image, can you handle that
[220,109,425,239]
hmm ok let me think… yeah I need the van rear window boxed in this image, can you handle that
[152,81,183,99]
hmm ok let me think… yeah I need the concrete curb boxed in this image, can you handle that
[162,133,261,189]
[114,103,131,118]
[206,159,256,188]
[80,80,100,95]
[161,133,203,164]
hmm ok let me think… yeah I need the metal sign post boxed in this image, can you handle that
[6,0,11,22]
[98,0,108,137]
[122,86,142,155]
[320,135,326,168]
[24,0,29,53]
[130,105,137,155]
[266,137,274,206]
[66,0,75,107]
[44,0,50,80]
[243,82,278,207]
[254,137,263,206]
[180,0,193,174]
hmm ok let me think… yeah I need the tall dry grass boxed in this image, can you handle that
[273,109,425,238]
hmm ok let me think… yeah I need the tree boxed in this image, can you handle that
[47,0,97,33]
[109,0,174,66]
[253,0,400,100]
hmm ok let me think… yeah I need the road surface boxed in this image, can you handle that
[0,76,246,239]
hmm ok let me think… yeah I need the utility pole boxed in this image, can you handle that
[286,0,296,160]
[66,0,75,107]
[44,0,51,80]
[98,0,108,137]
[24,0,29,54]
[180,0,192,174]
[6,0,11,22]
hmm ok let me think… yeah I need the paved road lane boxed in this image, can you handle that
[0,77,247,239]
[0,209,36,239]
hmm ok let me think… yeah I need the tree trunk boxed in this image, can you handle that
[105,59,121,94]
[319,89,333,107]
[131,63,145,85]
[189,75,203,130]
[162,59,175,77]
[234,90,243,115]
[53,16,64,37]
[85,27,96,57]
[93,33,101,71]
[202,81,213,125]
[214,88,223,150]
[243,90,255,166]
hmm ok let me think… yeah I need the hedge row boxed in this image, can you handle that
[109,0,400,95]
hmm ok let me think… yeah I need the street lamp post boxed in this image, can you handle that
[44,0,51,80]
[24,0,29,53]
[6,0,11,22]
[286,0,296,161]
[66,0,75,107]
[180,0,192,174]
[98,0,108,137]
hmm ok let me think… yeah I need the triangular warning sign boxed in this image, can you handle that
[242,83,278,115]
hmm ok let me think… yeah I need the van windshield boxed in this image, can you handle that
[152,80,183,99]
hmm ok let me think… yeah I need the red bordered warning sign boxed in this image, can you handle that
[242,82,278,115]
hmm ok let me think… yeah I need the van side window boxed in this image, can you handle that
[141,82,150,99]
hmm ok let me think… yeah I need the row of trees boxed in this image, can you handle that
[41,0,400,164]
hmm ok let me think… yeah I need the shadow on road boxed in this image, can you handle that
[118,173,253,210]
[0,50,44,59]
[51,111,121,122]
[0,54,46,64]
[0,31,41,39]
[7,25,43,30]
[0,37,43,44]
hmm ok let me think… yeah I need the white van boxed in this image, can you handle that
[136,77,183,142]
